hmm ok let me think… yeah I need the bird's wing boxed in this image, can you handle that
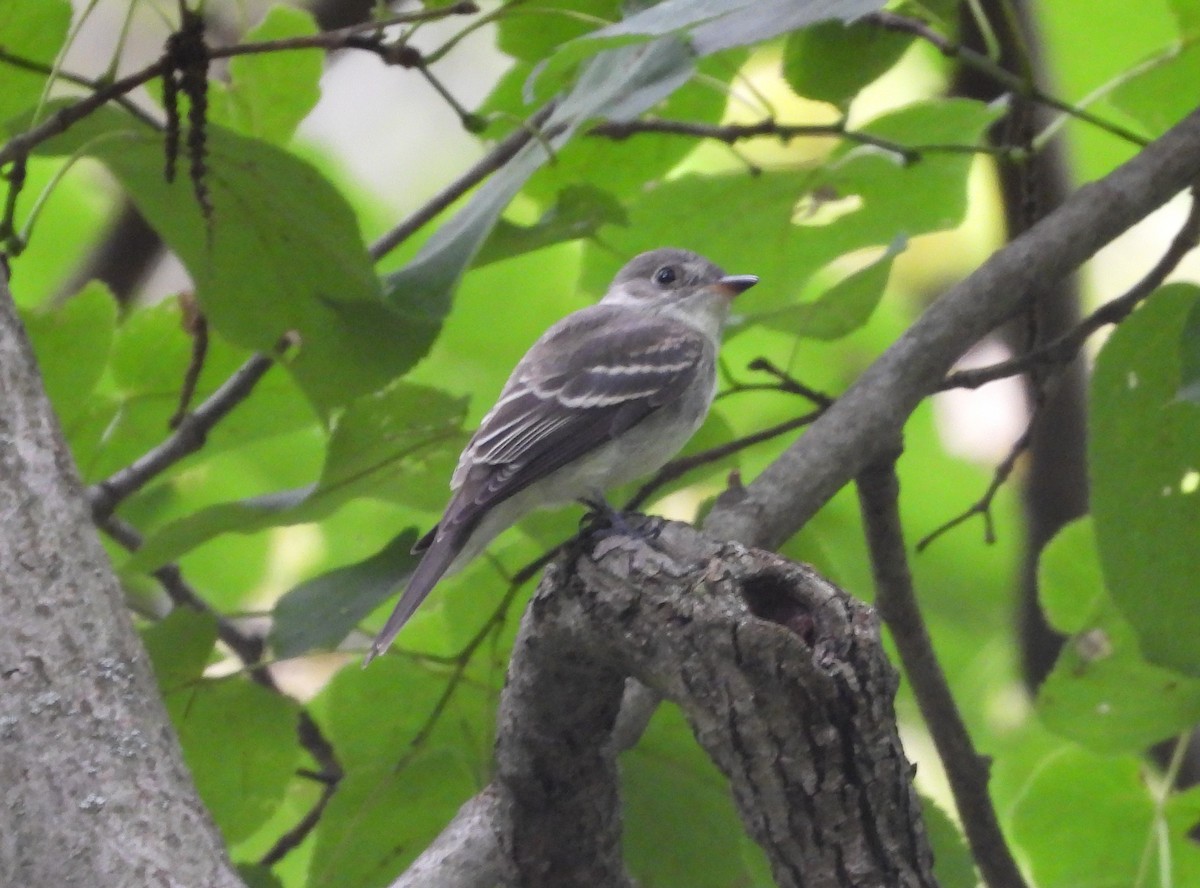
[443,307,711,532]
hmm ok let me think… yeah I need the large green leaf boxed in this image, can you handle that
[388,0,888,324]
[1178,290,1200,403]
[1036,518,1200,753]
[1090,284,1200,675]
[269,529,421,659]
[0,0,70,124]
[208,5,323,145]
[305,657,491,888]
[1010,747,1200,887]
[745,236,904,339]
[31,106,437,412]
[21,281,116,425]
[783,19,913,109]
[143,608,300,844]
[127,382,466,570]
[582,99,999,320]
[169,678,301,845]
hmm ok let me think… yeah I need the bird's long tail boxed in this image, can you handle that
[363,525,467,665]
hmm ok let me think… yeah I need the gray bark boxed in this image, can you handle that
[0,272,245,888]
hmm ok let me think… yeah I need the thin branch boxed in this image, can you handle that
[0,49,160,129]
[0,2,481,168]
[368,103,559,261]
[88,351,275,520]
[624,410,824,512]
[942,184,1200,391]
[744,357,834,407]
[866,11,1148,148]
[915,420,1034,551]
[590,116,1008,164]
[98,514,265,668]
[856,454,1029,888]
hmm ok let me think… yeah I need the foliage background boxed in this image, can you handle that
[4,0,1200,886]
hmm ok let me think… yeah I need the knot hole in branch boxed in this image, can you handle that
[738,571,816,645]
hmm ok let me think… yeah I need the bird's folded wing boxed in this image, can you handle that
[438,310,711,536]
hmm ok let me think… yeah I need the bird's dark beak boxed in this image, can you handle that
[714,274,759,299]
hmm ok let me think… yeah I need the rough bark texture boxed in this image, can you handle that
[0,277,245,888]
[489,518,935,888]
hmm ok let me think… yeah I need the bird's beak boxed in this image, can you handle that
[713,274,759,299]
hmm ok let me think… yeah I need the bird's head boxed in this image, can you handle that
[601,248,758,338]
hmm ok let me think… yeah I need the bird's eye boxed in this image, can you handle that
[653,266,677,287]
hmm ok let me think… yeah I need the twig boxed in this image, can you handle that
[590,116,1007,164]
[744,357,834,407]
[856,454,1030,888]
[168,303,207,429]
[0,49,160,129]
[259,711,343,867]
[866,11,1147,148]
[0,2,481,168]
[88,351,275,520]
[942,185,1200,391]
[915,421,1034,551]
[624,410,824,511]
[368,102,560,261]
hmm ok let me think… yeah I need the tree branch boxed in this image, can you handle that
[88,350,275,521]
[941,184,1200,391]
[398,518,937,888]
[857,455,1025,888]
[703,103,1200,552]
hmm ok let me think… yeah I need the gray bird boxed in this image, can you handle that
[365,248,757,662]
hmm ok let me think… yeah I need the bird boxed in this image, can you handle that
[364,247,757,663]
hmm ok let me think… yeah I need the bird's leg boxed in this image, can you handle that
[577,493,662,542]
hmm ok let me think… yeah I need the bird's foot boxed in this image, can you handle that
[578,496,662,543]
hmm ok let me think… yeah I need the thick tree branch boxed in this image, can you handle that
[398,519,937,888]
[0,265,246,887]
[703,104,1200,551]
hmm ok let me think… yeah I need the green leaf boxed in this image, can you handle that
[208,5,323,144]
[0,0,71,123]
[270,529,421,659]
[1009,747,1181,888]
[920,798,977,888]
[391,0,888,323]
[21,281,116,425]
[32,106,435,412]
[745,236,904,339]
[127,382,466,570]
[1110,38,1200,137]
[495,0,619,62]
[570,0,885,55]
[141,607,219,693]
[1178,287,1200,403]
[623,704,763,887]
[167,678,300,844]
[783,19,913,108]
[385,36,696,319]
[581,99,999,319]
[305,658,490,888]
[1090,284,1200,676]
[66,299,316,483]
[1036,518,1200,753]
[1037,517,1106,632]
[474,185,627,266]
